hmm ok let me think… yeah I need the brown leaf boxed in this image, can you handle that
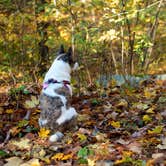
[127,141,142,154]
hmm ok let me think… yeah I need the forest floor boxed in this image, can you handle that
[0,78,166,166]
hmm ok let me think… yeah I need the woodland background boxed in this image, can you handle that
[0,0,166,166]
[0,0,166,87]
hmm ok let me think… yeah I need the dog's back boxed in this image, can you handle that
[39,45,77,142]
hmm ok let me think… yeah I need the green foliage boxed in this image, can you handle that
[0,0,165,85]
[77,147,94,164]
[9,85,30,96]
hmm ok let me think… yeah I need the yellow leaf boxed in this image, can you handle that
[87,158,96,166]
[62,153,73,160]
[110,121,120,128]
[144,88,156,99]
[35,109,41,113]
[115,157,127,164]
[52,153,64,160]
[115,151,133,164]
[148,126,163,135]
[38,128,50,139]
[6,109,14,114]
[77,133,87,142]
[122,151,133,157]
[146,106,155,114]
[41,158,50,164]
[143,115,152,123]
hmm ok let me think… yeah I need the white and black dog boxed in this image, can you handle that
[39,45,78,142]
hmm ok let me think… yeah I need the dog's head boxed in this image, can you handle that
[56,45,78,70]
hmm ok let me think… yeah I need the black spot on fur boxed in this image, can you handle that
[57,47,74,65]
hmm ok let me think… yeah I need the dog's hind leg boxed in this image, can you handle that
[56,107,77,125]
[49,131,64,142]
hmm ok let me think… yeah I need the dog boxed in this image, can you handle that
[39,45,78,142]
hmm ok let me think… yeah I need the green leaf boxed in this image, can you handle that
[0,150,8,157]
[78,158,88,164]
[17,120,29,128]
[77,147,89,158]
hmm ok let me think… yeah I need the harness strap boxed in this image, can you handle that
[43,79,70,90]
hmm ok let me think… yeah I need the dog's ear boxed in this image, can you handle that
[67,47,72,57]
[58,45,65,54]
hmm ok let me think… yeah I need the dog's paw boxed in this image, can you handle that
[39,118,48,127]
[56,107,77,125]
[49,131,64,142]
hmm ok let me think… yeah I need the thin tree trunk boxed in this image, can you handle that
[144,0,163,71]
[110,43,118,74]
[121,0,135,75]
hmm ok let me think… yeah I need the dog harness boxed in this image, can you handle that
[43,78,70,90]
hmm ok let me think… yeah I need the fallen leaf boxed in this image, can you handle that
[10,127,21,136]
[52,153,64,160]
[61,153,73,160]
[20,158,40,166]
[76,133,87,142]
[117,99,128,108]
[6,109,14,114]
[143,115,152,123]
[25,96,39,109]
[78,128,91,135]
[38,128,50,139]
[152,153,165,159]
[146,106,155,114]
[128,142,142,154]
[110,121,121,128]
[4,157,23,166]
[133,103,149,110]
[11,138,31,150]
[31,145,46,158]
[144,88,156,99]
[116,138,130,145]
[87,158,96,166]
[18,119,29,127]
[157,137,166,149]
[148,126,163,135]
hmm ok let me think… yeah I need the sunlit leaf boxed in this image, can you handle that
[77,133,87,142]
[148,126,163,135]
[38,128,50,139]
[6,109,14,114]
[110,121,121,128]
[61,153,73,160]
[87,158,96,166]
[17,120,29,128]
[143,115,152,123]
[25,96,39,109]
[146,106,155,114]
[52,153,64,160]
[11,138,31,150]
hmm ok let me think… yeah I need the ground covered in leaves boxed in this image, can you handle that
[0,79,166,166]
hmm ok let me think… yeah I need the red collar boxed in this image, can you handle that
[43,79,70,89]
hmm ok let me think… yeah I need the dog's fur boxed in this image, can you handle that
[39,45,78,142]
